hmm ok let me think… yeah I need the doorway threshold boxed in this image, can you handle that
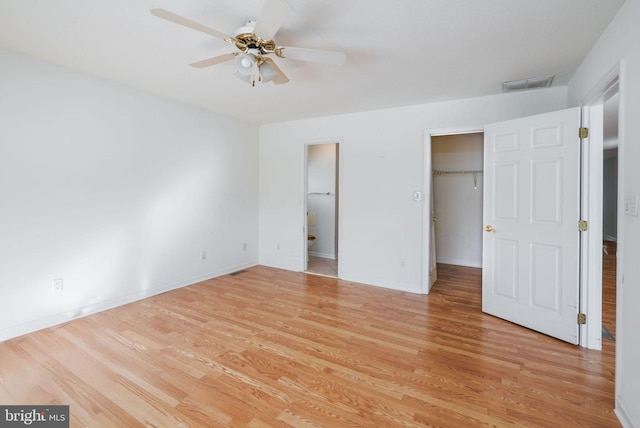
[306,255,338,277]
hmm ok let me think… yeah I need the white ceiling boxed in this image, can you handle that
[0,0,624,124]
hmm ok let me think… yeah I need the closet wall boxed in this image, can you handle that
[432,133,484,267]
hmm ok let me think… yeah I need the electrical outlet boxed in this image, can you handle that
[52,278,63,292]
[200,250,207,260]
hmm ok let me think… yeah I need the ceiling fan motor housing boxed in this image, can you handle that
[234,21,257,37]
[234,21,276,54]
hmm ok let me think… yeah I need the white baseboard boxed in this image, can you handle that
[615,397,637,428]
[435,257,482,268]
[309,251,336,260]
[0,262,257,343]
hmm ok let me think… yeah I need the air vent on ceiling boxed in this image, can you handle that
[503,75,554,93]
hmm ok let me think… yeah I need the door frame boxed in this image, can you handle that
[422,126,483,293]
[302,138,343,276]
[579,62,623,350]
[424,66,623,349]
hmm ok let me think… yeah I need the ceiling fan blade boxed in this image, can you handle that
[263,58,290,85]
[253,0,293,40]
[276,46,347,65]
[189,53,237,68]
[150,8,233,42]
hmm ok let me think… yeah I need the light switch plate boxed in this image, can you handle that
[624,193,638,216]
[413,191,422,202]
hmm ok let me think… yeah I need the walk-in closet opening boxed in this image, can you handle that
[431,133,484,270]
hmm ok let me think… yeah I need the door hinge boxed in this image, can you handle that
[579,127,589,139]
[578,220,588,232]
[578,313,587,325]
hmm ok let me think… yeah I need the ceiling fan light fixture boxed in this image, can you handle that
[234,52,261,86]
[233,71,252,83]
[259,61,278,83]
[233,70,259,87]
[240,57,253,68]
[235,53,258,75]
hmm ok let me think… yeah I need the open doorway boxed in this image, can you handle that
[423,128,483,293]
[431,133,484,268]
[601,87,619,347]
[305,142,339,277]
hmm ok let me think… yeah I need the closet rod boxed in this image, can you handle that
[308,192,332,195]
[432,169,483,175]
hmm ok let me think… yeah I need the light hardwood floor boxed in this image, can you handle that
[602,241,617,338]
[0,264,618,427]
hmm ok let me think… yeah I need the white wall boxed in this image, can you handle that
[568,0,640,426]
[307,143,337,259]
[432,134,483,267]
[0,50,259,341]
[259,87,567,293]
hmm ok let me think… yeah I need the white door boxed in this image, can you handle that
[482,108,581,344]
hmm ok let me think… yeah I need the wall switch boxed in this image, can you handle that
[413,191,422,202]
[243,243,247,251]
[52,278,63,292]
[200,250,207,260]
[624,193,639,216]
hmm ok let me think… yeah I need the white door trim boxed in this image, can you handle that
[579,103,604,350]
[579,62,622,350]
[422,126,483,293]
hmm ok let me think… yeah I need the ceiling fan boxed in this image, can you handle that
[150,0,347,86]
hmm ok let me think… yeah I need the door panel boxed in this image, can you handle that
[494,162,519,220]
[483,108,581,344]
[531,160,562,224]
[493,238,518,299]
[530,243,561,311]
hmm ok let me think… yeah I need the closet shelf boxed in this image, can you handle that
[433,169,483,189]
[433,169,483,175]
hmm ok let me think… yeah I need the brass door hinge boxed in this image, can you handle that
[578,220,588,232]
[579,127,589,139]
[578,313,587,325]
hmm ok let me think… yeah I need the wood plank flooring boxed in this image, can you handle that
[0,264,618,427]
[602,241,617,338]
